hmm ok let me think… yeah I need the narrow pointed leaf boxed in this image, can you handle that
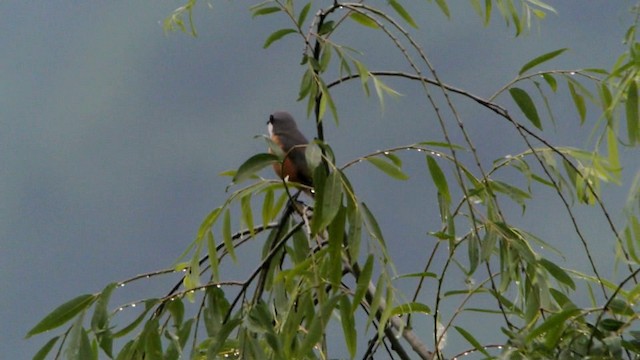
[327,205,346,286]
[353,60,370,96]
[222,208,237,262]
[567,80,587,124]
[65,310,92,360]
[542,73,557,91]
[91,282,116,334]
[627,80,639,144]
[427,156,450,203]
[510,87,542,130]
[252,6,280,18]
[350,13,378,29]
[367,157,409,180]
[313,170,343,233]
[297,3,312,25]
[33,336,59,360]
[262,188,274,226]
[526,308,581,342]
[207,231,220,282]
[539,258,575,290]
[389,0,418,28]
[241,194,255,237]
[263,28,297,48]
[454,326,491,356]
[232,153,279,184]
[339,296,357,358]
[519,48,567,75]
[390,302,431,316]
[366,277,385,331]
[305,142,322,171]
[112,299,159,338]
[352,255,374,311]
[27,294,97,338]
[361,202,385,246]
[435,0,451,18]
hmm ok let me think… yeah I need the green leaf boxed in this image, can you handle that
[483,0,492,26]
[352,255,374,311]
[389,0,418,28]
[263,28,297,48]
[33,336,59,360]
[434,0,451,18]
[455,326,491,357]
[232,153,279,184]
[339,296,357,358]
[251,6,280,18]
[599,318,625,331]
[519,48,567,75]
[298,67,314,101]
[166,298,185,327]
[91,283,116,334]
[539,258,575,290]
[262,188,274,226]
[627,80,639,144]
[304,142,322,171]
[315,21,333,37]
[390,302,431,316]
[91,283,116,357]
[65,310,94,360]
[468,233,480,274]
[241,194,255,237]
[112,299,159,338]
[222,208,237,262]
[313,170,343,233]
[297,3,312,25]
[300,296,341,356]
[142,318,163,359]
[366,276,385,329]
[542,73,557,92]
[384,152,402,167]
[361,202,385,246]
[206,318,241,358]
[27,294,97,338]
[195,207,222,242]
[510,87,542,130]
[346,202,362,264]
[372,75,402,110]
[393,272,438,280]
[319,43,332,72]
[608,298,634,316]
[567,80,587,124]
[526,308,581,342]
[377,287,394,339]
[327,205,346,287]
[207,231,220,282]
[491,180,531,211]
[481,227,498,261]
[317,78,339,124]
[367,157,409,180]
[350,12,379,29]
[416,140,466,150]
[353,59,370,96]
[427,156,450,203]
[115,340,136,360]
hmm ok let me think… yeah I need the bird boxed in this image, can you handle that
[267,111,313,191]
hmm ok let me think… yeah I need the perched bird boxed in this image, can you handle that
[267,111,313,190]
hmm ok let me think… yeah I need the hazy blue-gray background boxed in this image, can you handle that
[3,1,637,358]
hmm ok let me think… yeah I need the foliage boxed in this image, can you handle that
[28,1,640,359]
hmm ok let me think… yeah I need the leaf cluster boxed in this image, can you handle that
[28,1,640,360]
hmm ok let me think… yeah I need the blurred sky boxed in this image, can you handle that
[2,1,638,358]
